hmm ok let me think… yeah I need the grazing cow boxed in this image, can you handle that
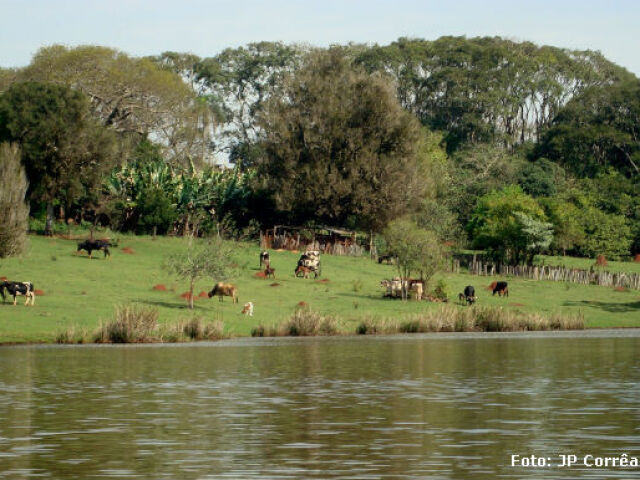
[264,263,276,279]
[208,282,238,303]
[241,301,254,316]
[458,285,476,305]
[0,281,35,306]
[259,251,270,267]
[295,265,316,279]
[297,251,321,277]
[377,254,395,265]
[77,239,111,259]
[492,281,509,297]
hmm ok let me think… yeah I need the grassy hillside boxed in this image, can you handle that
[0,235,639,343]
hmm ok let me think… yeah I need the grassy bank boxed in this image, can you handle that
[0,235,638,343]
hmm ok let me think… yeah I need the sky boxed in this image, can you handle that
[1,0,639,75]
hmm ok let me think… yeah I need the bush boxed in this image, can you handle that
[94,305,159,343]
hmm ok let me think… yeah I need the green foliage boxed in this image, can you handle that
[580,208,633,260]
[469,185,551,264]
[517,158,563,197]
[0,143,28,257]
[355,36,631,152]
[383,219,446,298]
[0,81,117,220]
[258,49,426,232]
[536,79,640,178]
[137,187,178,235]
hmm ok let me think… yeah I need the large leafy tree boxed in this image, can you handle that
[0,81,117,233]
[468,185,552,264]
[536,79,640,178]
[257,49,427,233]
[355,36,631,152]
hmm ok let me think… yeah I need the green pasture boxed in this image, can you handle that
[0,235,639,343]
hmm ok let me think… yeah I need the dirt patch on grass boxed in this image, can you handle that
[509,303,525,307]
[595,254,608,267]
[121,247,135,254]
[614,286,628,292]
[297,301,308,308]
[316,278,330,283]
[270,282,281,287]
[254,271,267,278]
[34,289,45,296]
[152,284,167,291]
[180,292,195,300]
[198,291,209,298]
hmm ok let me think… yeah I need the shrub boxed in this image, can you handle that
[95,305,159,343]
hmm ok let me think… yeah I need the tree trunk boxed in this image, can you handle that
[44,202,54,236]
[152,225,157,239]
[189,278,194,310]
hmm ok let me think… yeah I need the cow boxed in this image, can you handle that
[377,254,395,265]
[77,239,111,259]
[0,281,35,306]
[259,251,270,268]
[297,251,321,277]
[241,301,254,316]
[492,281,509,297]
[208,282,238,303]
[295,265,316,279]
[458,285,476,305]
[264,264,276,279]
[410,282,423,301]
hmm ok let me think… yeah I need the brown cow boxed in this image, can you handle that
[295,265,316,279]
[208,282,238,303]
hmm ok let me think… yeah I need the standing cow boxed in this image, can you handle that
[458,285,476,305]
[492,281,509,297]
[0,281,35,306]
[208,282,238,303]
[297,251,321,277]
[77,239,111,259]
[259,251,270,268]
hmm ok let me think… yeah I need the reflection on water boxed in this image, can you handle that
[0,331,639,479]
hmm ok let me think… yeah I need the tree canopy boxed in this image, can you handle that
[257,49,427,233]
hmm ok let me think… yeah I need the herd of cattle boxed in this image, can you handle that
[2,240,510,311]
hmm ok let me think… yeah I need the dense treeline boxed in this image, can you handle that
[0,36,638,261]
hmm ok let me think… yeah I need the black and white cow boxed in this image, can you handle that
[0,281,35,306]
[297,250,321,277]
[77,239,111,259]
[259,251,270,268]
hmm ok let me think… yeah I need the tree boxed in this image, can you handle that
[0,143,28,258]
[383,219,446,300]
[579,208,633,260]
[0,81,117,234]
[137,187,177,237]
[355,36,631,152]
[469,185,551,264]
[540,198,586,255]
[165,236,239,309]
[257,49,426,233]
[536,79,640,178]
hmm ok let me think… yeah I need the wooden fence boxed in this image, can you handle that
[260,232,366,256]
[467,260,640,290]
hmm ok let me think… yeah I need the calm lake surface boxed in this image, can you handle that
[0,331,639,479]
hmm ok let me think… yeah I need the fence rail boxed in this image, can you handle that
[466,260,640,290]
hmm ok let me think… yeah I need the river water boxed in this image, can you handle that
[0,330,639,479]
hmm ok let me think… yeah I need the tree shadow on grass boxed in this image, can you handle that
[563,300,640,313]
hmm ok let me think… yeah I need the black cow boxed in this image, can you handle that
[492,281,509,297]
[377,254,395,265]
[0,281,35,306]
[77,239,111,259]
[259,251,270,267]
[458,285,476,305]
